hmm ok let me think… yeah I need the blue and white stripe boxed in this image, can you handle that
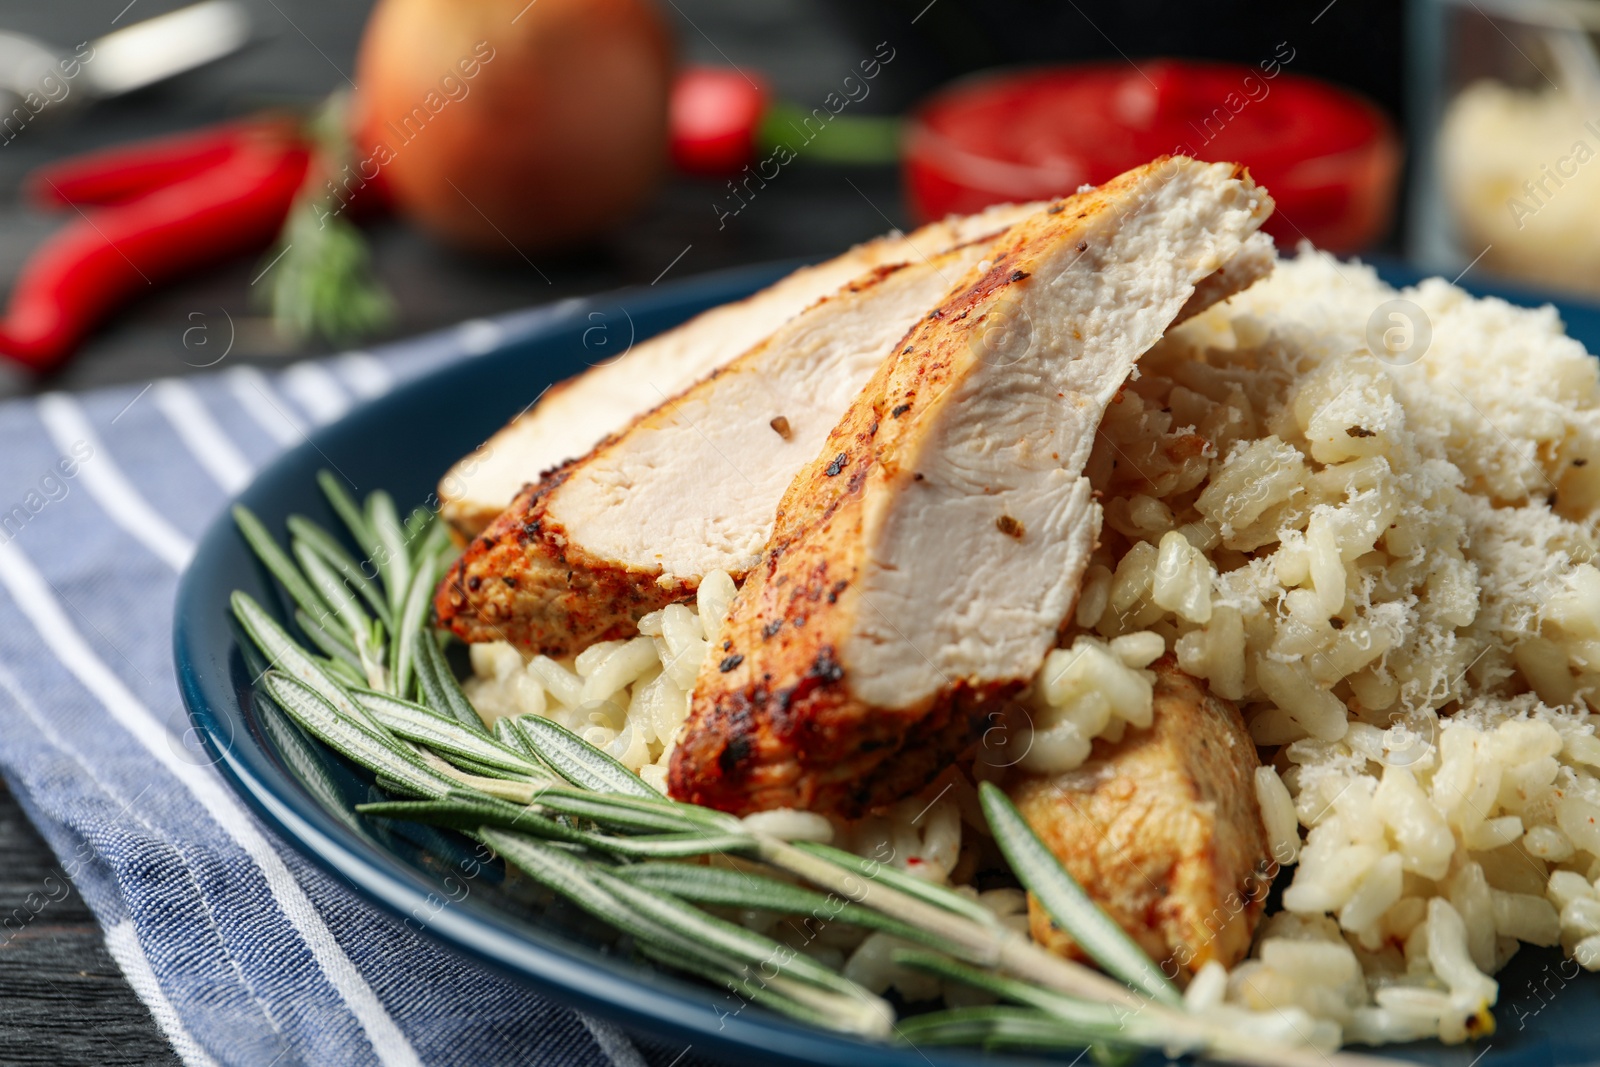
[0,316,692,1066]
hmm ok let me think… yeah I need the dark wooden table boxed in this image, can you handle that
[0,0,906,1060]
[0,782,180,1065]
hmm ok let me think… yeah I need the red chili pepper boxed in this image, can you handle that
[25,119,294,209]
[669,66,770,177]
[0,138,310,372]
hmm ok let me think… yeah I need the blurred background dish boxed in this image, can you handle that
[902,61,1400,252]
[0,0,1412,396]
[1413,0,1600,297]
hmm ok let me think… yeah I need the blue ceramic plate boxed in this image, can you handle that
[175,260,1600,1067]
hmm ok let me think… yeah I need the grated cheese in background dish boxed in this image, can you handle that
[1439,81,1600,299]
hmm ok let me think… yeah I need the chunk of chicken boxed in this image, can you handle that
[670,158,1273,817]
[1013,659,1274,980]
[438,201,1049,537]
[436,237,1019,655]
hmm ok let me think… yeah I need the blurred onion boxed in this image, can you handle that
[353,0,673,255]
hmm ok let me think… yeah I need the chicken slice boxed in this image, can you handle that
[436,236,1015,654]
[1013,659,1274,980]
[439,200,1048,537]
[669,157,1273,817]
[1175,229,1275,325]
[437,225,1275,656]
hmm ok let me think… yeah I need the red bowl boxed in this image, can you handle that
[904,61,1401,254]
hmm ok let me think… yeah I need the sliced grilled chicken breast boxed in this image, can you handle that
[439,201,1048,537]
[437,237,1011,654]
[1176,230,1275,325]
[1015,659,1273,979]
[437,222,1273,657]
[670,158,1273,817]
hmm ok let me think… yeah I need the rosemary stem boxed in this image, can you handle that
[753,835,1140,1008]
[756,835,1408,1067]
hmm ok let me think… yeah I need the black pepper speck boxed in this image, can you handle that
[808,648,844,683]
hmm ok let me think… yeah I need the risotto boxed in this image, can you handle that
[466,247,1600,1046]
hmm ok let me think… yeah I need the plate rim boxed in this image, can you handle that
[174,257,1599,1067]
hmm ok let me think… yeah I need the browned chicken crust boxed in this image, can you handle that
[433,459,699,655]
[1014,659,1274,980]
[667,162,1246,818]
[433,263,918,653]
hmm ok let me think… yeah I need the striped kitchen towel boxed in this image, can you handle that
[0,308,712,1067]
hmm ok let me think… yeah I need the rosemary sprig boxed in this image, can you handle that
[364,490,412,621]
[287,514,391,627]
[416,631,489,737]
[390,556,437,700]
[264,198,394,346]
[234,504,329,623]
[513,715,658,798]
[892,949,1168,1041]
[293,607,359,665]
[293,539,386,688]
[360,795,596,849]
[634,940,855,1035]
[227,474,1413,1067]
[351,687,540,777]
[789,840,998,927]
[614,861,946,948]
[292,537,370,640]
[320,656,368,689]
[262,92,394,347]
[492,716,532,755]
[358,796,754,860]
[895,1005,1139,1060]
[480,828,894,1038]
[528,787,734,834]
[231,590,392,743]
[751,834,1143,1009]
[258,670,458,799]
[316,471,376,557]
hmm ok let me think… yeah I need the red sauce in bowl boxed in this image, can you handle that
[905,60,1400,253]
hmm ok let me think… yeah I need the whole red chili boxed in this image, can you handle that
[25,119,294,209]
[0,136,310,372]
